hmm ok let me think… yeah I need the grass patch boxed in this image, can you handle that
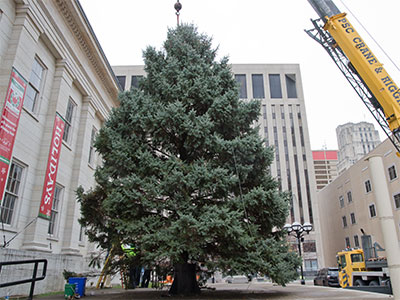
[36,290,64,298]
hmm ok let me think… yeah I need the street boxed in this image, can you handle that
[39,282,393,300]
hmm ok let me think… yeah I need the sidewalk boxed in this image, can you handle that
[36,282,392,300]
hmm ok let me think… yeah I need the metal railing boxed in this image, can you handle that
[0,259,47,300]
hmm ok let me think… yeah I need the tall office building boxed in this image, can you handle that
[113,63,321,274]
[312,150,338,190]
[336,122,380,174]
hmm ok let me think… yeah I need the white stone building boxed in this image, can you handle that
[0,0,119,296]
[113,63,321,276]
[336,122,380,174]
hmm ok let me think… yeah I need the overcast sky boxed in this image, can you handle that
[80,0,400,150]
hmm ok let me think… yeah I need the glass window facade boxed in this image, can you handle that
[388,165,397,181]
[285,74,297,98]
[269,74,282,98]
[369,203,377,217]
[394,193,400,209]
[1,162,24,225]
[63,99,75,143]
[304,259,318,271]
[365,180,372,193]
[342,216,347,227]
[350,212,356,224]
[354,235,360,248]
[25,58,45,112]
[235,74,247,98]
[339,195,344,208]
[347,191,353,203]
[48,185,62,235]
[131,75,143,89]
[116,76,126,90]
[252,74,265,98]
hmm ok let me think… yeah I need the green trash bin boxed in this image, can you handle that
[64,283,76,299]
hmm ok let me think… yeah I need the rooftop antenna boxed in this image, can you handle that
[174,0,182,26]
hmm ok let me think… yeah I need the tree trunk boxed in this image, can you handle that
[169,263,200,295]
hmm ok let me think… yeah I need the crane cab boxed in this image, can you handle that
[337,248,366,287]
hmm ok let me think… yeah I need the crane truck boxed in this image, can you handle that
[335,234,391,294]
[305,0,400,155]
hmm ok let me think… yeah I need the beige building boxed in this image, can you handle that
[317,138,400,267]
[336,122,380,174]
[0,0,119,296]
[113,63,322,275]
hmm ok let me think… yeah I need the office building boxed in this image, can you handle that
[312,150,338,190]
[336,122,380,174]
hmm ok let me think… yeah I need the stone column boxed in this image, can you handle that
[61,96,96,255]
[0,3,44,102]
[22,60,74,251]
[367,155,400,300]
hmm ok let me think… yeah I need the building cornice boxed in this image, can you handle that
[53,0,119,104]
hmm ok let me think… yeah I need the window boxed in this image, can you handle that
[339,195,344,208]
[262,105,267,119]
[48,185,63,235]
[131,75,143,89]
[79,225,85,242]
[338,255,346,269]
[116,76,126,90]
[304,259,318,271]
[342,216,347,228]
[88,127,97,165]
[350,212,356,224]
[285,74,297,98]
[388,165,397,181]
[369,203,377,217]
[351,253,363,263]
[235,74,247,98]
[25,58,45,112]
[268,74,282,98]
[394,193,400,209]
[63,99,75,143]
[364,179,372,193]
[303,241,316,253]
[354,235,360,248]
[347,191,353,203]
[252,74,265,98]
[0,162,24,225]
[345,237,350,248]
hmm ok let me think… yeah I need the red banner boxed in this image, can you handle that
[0,68,27,202]
[38,113,65,219]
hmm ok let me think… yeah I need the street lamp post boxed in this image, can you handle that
[283,221,313,285]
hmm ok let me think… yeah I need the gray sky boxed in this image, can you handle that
[80,0,400,150]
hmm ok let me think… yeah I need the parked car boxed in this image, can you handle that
[313,267,339,287]
[225,275,249,284]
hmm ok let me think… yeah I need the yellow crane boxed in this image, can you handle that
[306,0,400,154]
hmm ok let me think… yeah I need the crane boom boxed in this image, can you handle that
[306,1,400,153]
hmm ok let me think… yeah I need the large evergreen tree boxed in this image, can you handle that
[78,24,300,295]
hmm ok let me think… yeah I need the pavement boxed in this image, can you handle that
[35,281,393,300]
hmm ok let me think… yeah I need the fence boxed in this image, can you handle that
[0,259,47,300]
